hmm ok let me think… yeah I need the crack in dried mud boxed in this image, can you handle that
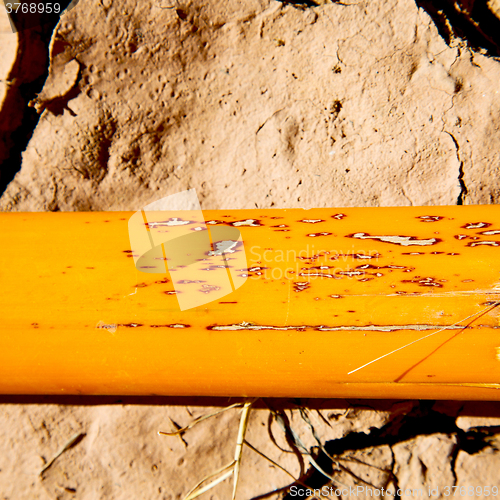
[444,131,468,205]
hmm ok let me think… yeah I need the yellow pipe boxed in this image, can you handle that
[1,206,500,399]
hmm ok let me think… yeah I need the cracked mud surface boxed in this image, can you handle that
[1,0,500,498]
[1,0,500,210]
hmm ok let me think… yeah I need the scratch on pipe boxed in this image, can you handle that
[393,302,500,382]
[347,302,500,376]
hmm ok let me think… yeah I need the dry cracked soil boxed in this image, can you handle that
[1,0,500,498]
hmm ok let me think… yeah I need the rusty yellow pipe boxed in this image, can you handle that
[1,206,500,399]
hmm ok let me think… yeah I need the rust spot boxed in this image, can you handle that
[150,324,190,328]
[462,222,492,229]
[237,266,268,277]
[337,270,365,277]
[66,266,73,268]
[86,267,95,269]
[31,322,39,328]
[219,301,237,304]
[134,283,148,288]
[416,215,444,222]
[356,253,380,259]
[293,282,311,292]
[104,220,110,223]
[298,252,330,262]
[355,264,408,271]
[299,271,336,278]
[229,219,263,227]
[347,233,442,247]
[347,310,356,313]
[466,241,500,247]
[480,229,500,235]
[199,284,222,294]
[202,264,229,272]
[401,277,443,288]
[330,252,380,261]
[155,278,170,284]
[146,217,196,229]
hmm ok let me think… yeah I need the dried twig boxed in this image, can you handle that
[39,432,86,476]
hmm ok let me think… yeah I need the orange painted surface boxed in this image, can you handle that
[1,206,500,399]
